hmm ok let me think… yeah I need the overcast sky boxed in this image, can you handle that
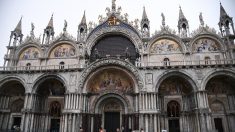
[0,0,234,66]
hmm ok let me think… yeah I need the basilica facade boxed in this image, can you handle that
[0,1,235,132]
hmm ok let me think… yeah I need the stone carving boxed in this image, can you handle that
[69,74,77,86]
[51,44,75,58]
[20,47,39,60]
[153,25,176,36]
[191,26,218,37]
[145,73,153,84]
[211,101,224,112]
[150,39,181,54]
[193,38,220,53]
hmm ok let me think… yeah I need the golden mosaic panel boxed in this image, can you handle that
[150,39,181,54]
[50,44,75,58]
[88,69,133,93]
[192,38,220,53]
[19,47,40,60]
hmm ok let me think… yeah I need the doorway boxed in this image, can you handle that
[105,112,120,132]
[169,119,180,132]
[50,119,60,132]
[11,117,21,130]
[214,118,224,132]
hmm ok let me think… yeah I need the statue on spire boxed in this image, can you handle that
[112,0,116,11]
[63,20,67,32]
[30,22,35,37]
[161,13,165,26]
[199,12,204,26]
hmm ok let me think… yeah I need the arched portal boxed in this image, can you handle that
[157,74,195,132]
[0,79,25,131]
[92,93,130,132]
[34,75,66,132]
[206,75,235,132]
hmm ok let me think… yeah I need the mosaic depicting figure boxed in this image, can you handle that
[150,39,181,54]
[193,38,220,53]
[51,44,75,58]
[88,69,133,93]
[159,78,191,95]
[20,47,39,60]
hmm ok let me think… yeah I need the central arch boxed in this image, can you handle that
[92,92,131,132]
[78,58,144,93]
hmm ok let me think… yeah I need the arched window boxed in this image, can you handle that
[59,62,65,69]
[205,56,211,65]
[167,101,180,117]
[49,101,61,117]
[163,58,170,66]
[26,63,31,70]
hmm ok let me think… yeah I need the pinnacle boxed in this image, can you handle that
[14,17,22,34]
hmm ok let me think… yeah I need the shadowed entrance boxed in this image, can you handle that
[105,112,120,132]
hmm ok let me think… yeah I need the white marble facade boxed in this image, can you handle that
[0,1,235,132]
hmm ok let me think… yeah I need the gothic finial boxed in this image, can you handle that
[142,6,148,20]
[161,13,165,26]
[14,17,22,35]
[63,20,67,32]
[199,12,204,26]
[179,6,186,20]
[47,14,54,28]
[81,11,86,24]
[220,2,228,18]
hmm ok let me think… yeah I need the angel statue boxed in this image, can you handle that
[199,12,204,26]
[63,20,68,32]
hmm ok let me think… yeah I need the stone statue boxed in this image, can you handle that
[117,6,122,14]
[161,13,165,26]
[105,7,111,16]
[30,22,35,37]
[112,0,117,11]
[199,12,204,26]
[94,48,100,59]
[124,13,128,22]
[63,20,67,32]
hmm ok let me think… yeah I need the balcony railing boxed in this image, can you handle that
[135,59,235,67]
[0,59,234,72]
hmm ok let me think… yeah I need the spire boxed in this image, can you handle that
[14,17,22,35]
[179,6,186,20]
[178,6,189,37]
[78,11,87,42]
[141,6,150,38]
[218,2,235,36]
[220,2,228,18]
[47,14,54,28]
[81,11,86,24]
[142,6,148,21]
[42,14,55,44]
